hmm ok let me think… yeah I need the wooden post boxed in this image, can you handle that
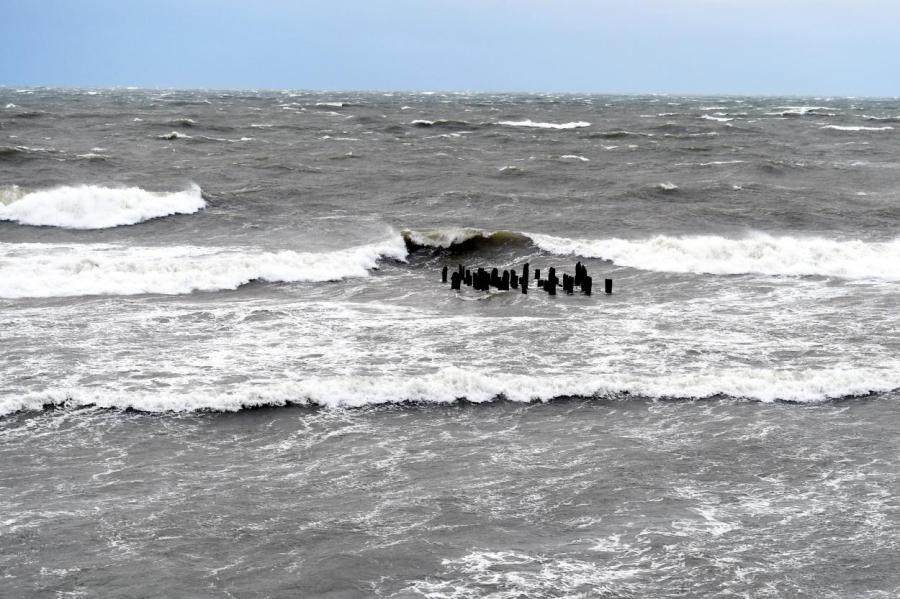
[450,271,461,290]
[465,269,472,286]
[501,270,510,291]
[605,278,612,295]
[584,276,592,296]
[534,268,540,281]
[441,266,448,283]
[547,268,557,295]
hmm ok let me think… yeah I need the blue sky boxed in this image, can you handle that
[2,0,898,95]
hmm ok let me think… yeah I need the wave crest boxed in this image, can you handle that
[402,228,530,251]
[0,183,205,229]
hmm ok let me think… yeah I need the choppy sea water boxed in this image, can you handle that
[1,89,899,597]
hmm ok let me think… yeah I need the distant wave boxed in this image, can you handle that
[862,115,900,123]
[410,119,473,130]
[5,364,898,416]
[587,130,650,139]
[527,232,900,280]
[157,131,192,140]
[766,106,836,117]
[0,145,59,162]
[0,183,205,229]
[821,125,894,132]
[0,236,408,299]
[497,120,591,130]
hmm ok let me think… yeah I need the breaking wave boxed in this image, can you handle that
[527,232,900,280]
[402,227,530,251]
[0,183,205,229]
[401,228,900,280]
[4,364,898,416]
[0,236,408,299]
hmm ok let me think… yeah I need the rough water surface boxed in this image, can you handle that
[1,88,899,597]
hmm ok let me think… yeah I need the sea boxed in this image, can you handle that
[1,88,899,598]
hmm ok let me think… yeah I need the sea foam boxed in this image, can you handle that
[527,232,900,280]
[4,363,898,416]
[0,236,408,299]
[0,183,205,229]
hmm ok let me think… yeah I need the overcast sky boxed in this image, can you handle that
[2,0,899,95]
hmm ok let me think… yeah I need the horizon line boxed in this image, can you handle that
[2,84,898,101]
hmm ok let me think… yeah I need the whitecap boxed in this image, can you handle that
[498,119,591,129]
[821,125,893,132]
[157,131,191,140]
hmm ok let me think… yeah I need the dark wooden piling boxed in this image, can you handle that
[583,276,592,296]
[450,271,461,290]
[521,263,529,293]
[501,270,510,291]
[605,278,613,295]
[441,266,448,283]
[490,268,500,288]
[547,268,557,296]
[465,269,472,286]
[534,268,540,281]
[574,262,583,286]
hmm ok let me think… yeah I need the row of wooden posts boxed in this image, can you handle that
[441,262,611,296]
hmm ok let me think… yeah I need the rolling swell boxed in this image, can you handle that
[402,227,531,252]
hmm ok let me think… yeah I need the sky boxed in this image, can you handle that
[2,0,899,96]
